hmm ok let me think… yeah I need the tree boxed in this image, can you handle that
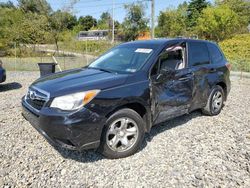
[0,8,24,50]
[78,15,97,31]
[122,3,149,41]
[97,12,112,29]
[196,5,241,41]
[187,0,210,28]
[216,0,250,27]
[156,3,188,37]
[0,1,15,8]
[51,10,77,30]
[49,11,74,51]
[18,0,52,15]
[114,20,120,30]
[15,13,51,45]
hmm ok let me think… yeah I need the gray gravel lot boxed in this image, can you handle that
[0,71,250,187]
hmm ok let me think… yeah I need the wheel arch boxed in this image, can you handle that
[216,81,227,100]
[105,102,152,133]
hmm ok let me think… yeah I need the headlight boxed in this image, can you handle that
[50,90,100,111]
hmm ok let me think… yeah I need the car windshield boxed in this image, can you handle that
[88,46,154,73]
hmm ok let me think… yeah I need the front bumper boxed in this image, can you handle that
[22,97,106,151]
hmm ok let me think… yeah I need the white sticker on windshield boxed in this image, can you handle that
[126,68,137,72]
[135,48,152,53]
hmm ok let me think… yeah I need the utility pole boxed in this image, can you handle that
[112,0,115,43]
[151,0,155,39]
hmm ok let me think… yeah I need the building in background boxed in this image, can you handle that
[136,31,151,40]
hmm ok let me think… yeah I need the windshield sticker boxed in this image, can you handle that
[126,68,137,72]
[135,48,152,53]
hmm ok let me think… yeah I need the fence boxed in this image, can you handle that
[1,55,96,72]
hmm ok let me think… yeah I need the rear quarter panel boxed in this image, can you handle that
[205,63,230,100]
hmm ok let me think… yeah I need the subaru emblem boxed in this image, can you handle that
[29,91,36,100]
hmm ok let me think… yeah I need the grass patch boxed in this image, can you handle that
[1,56,95,71]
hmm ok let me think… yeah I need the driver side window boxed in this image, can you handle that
[151,43,186,76]
[160,46,186,71]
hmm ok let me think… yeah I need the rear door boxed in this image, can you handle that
[187,41,213,111]
[150,42,194,124]
[207,42,231,99]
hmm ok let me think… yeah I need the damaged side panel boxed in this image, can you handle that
[150,69,194,125]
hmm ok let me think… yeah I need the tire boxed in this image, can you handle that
[98,108,145,159]
[202,85,225,116]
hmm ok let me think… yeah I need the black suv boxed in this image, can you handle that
[22,39,231,158]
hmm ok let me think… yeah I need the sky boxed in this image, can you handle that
[0,0,213,23]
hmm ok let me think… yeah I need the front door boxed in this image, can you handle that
[150,42,194,124]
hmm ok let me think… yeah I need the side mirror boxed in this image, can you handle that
[156,68,175,82]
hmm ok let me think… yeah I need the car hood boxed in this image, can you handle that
[31,68,128,97]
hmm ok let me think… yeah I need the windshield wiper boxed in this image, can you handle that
[87,66,114,73]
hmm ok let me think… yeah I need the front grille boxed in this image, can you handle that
[25,88,49,111]
[26,98,46,110]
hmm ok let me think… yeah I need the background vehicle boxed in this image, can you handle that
[78,30,109,41]
[22,39,231,158]
[0,60,6,83]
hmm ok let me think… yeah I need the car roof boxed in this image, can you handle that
[121,38,215,46]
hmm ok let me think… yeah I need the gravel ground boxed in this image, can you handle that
[0,71,250,188]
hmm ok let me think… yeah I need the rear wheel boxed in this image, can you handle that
[202,85,224,116]
[99,108,145,159]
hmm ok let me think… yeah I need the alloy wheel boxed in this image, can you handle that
[212,90,223,113]
[106,117,139,152]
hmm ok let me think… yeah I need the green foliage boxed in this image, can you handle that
[97,12,112,30]
[219,34,250,72]
[78,15,97,31]
[48,10,78,51]
[59,40,118,56]
[196,5,241,41]
[187,0,210,28]
[216,0,250,24]
[156,0,249,40]
[16,13,51,44]
[51,10,77,30]
[18,0,51,15]
[123,3,149,41]
[156,5,188,37]
[0,8,24,51]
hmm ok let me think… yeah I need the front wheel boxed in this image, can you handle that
[202,85,225,116]
[98,108,145,159]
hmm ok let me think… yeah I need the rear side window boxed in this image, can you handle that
[207,43,224,64]
[188,42,210,67]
